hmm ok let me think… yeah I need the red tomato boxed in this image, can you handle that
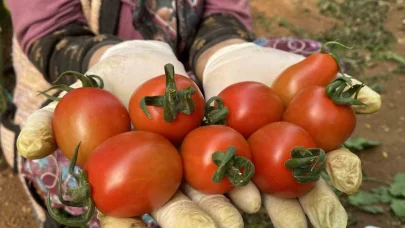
[271,53,338,106]
[129,64,204,145]
[181,125,253,194]
[85,131,183,217]
[216,81,284,138]
[53,87,130,166]
[248,122,317,198]
[283,86,356,152]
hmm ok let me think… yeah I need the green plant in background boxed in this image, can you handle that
[262,0,405,87]
[347,173,405,221]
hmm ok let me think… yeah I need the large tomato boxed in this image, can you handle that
[129,64,205,145]
[180,125,254,194]
[53,87,131,166]
[248,122,321,198]
[85,131,183,217]
[214,81,284,138]
[283,86,356,152]
[271,42,343,106]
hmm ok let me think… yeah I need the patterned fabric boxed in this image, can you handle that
[189,13,255,72]
[132,0,203,56]
[28,23,122,83]
[15,37,323,227]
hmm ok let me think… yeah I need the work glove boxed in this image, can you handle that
[199,42,381,228]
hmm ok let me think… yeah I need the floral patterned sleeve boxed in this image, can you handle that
[188,0,255,73]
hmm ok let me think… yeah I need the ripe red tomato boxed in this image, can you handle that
[248,122,317,198]
[180,125,253,194]
[271,53,338,106]
[283,86,356,152]
[216,81,284,138]
[129,64,205,145]
[85,131,183,217]
[53,87,131,166]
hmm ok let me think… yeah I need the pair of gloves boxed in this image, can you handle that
[17,40,381,228]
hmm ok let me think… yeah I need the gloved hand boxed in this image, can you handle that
[15,40,244,228]
[199,42,381,228]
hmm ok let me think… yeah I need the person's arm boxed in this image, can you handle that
[5,0,121,84]
[190,0,254,81]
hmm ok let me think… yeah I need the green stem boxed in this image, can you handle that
[38,71,104,101]
[45,142,95,227]
[139,63,196,123]
[320,41,353,80]
[212,146,255,187]
[285,146,326,184]
[325,75,366,106]
[203,96,229,126]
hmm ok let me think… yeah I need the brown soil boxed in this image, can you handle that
[0,0,404,228]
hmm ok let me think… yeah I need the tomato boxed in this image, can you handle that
[248,122,318,198]
[53,87,131,166]
[215,81,284,138]
[85,131,183,217]
[180,125,254,194]
[283,86,356,152]
[129,64,205,145]
[271,49,339,106]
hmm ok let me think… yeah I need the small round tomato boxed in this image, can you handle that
[85,131,183,217]
[181,125,254,194]
[248,122,319,198]
[215,81,284,138]
[53,87,131,166]
[283,86,356,152]
[129,64,204,145]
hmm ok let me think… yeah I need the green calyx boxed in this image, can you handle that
[325,75,366,106]
[203,96,229,126]
[321,41,366,106]
[45,142,95,227]
[38,71,104,101]
[212,146,255,187]
[140,63,196,123]
[285,146,326,184]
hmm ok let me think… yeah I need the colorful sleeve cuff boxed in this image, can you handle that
[28,23,122,85]
[189,13,256,73]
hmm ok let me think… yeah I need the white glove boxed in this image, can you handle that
[201,42,375,228]
[16,40,245,228]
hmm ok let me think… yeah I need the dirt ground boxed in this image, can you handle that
[0,0,404,228]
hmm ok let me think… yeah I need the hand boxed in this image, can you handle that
[197,41,380,228]
[15,40,243,228]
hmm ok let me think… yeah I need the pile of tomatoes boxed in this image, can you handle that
[48,45,364,226]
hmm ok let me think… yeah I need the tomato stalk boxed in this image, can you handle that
[325,75,365,106]
[212,146,255,187]
[285,146,326,184]
[140,63,196,123]
[45,142,95,227]
[38,71,104,101]
[203,96,229,125]
[320,41,352,77]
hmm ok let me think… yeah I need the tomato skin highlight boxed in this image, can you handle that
[129,74,205,145]
[84,131,183,217]
[283,86,356,152]
[218,81,284,138]
[180,125,252,194]
[271,53,338,106]
[248,122,317,198]
[53,87,131,167]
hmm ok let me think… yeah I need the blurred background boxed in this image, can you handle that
[0,0,404,227]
